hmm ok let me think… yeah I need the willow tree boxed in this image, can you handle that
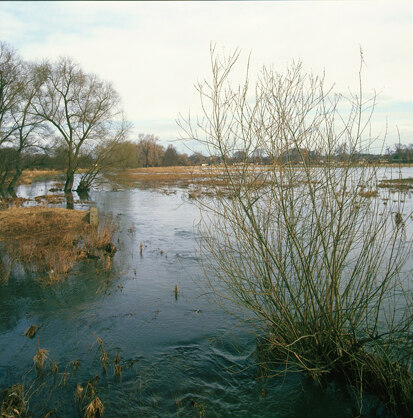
[179,47,412,415]
[32,57,128,192]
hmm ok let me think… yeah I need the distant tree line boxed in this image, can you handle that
[1,41,411,193]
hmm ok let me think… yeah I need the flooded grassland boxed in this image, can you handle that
[0,167,412,417]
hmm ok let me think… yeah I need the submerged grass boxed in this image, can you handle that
[0,207,116,283]
[1,384,26,417]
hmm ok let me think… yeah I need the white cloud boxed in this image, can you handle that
[1,0,412,148]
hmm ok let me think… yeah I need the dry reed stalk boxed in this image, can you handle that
[84,382,95,399]
[76,384,84,402]
[84,397,104,418]
[51,361,58,376]
[101,349,108,372]
[33,342,49,371]
[114,364,122,378]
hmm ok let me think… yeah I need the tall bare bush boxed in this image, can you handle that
[179,46,412,415]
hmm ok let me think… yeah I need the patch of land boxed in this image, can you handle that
[18,169,64,185]
[0,207,115,284]
[105,166,226,189]
[378,177,413,190]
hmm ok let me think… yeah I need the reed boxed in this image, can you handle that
[33,339,49,371]
[84,397,104,418]
[174,284,179,300]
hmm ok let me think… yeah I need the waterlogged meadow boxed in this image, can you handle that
[0,167,412,417]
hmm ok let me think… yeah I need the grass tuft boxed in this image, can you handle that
[84,396,104,418]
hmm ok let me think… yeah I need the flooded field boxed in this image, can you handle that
[0,167,412,417]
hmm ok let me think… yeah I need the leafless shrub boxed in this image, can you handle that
[179,46,413,415]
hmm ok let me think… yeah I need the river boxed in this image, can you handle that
[1,167,412,417]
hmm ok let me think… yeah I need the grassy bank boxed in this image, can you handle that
[0,207,116,284]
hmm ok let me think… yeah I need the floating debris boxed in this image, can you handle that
[24,324,38,339]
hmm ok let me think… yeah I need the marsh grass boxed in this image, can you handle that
[17,169,63,185]
[34,195,67,205]
[33,340,49,372]
[378,177,413,191]
[359,190,379,198]
[1,384,26,417]
[0,207,117,283]
[84,397,104,418]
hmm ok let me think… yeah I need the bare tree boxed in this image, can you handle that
[0,42,23,147]
[179,47,412,415]
[0,44,46,190]
[32,57,127,192]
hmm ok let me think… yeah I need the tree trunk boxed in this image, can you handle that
[64,169,75,192]
[7,169,22,190]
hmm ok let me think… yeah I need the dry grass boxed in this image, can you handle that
[105,166,225,189]
[359,190,379,198]
[34,195,67,205]
[84,397,104,418]
[33,343,49,371]
[1,384,26,417]
[18,169,63,185]
[0,207,116,283]
[0,197,30,209]
[378,177,413,190]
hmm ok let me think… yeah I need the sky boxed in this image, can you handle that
[0,0,412,153]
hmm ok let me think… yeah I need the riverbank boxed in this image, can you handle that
[0,207,115,284]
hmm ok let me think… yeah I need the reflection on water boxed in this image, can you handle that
[1,169,411,416]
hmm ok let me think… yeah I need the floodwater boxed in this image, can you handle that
[0,168,412,417]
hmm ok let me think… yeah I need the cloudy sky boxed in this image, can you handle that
[1,1,412,152]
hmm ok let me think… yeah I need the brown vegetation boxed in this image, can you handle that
[84,397,104,418]
[378,177,413,190]
[24,324,39,339]
[0,207,116,283]
[1,384,26,417]
[105,166,220,189]
[18,169,63,185]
